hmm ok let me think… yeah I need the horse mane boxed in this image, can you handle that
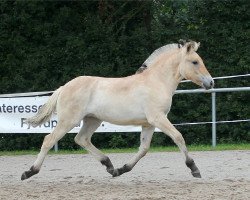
[136,39,199,74]
[136,43,179,74]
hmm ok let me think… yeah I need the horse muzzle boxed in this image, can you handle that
[201,76,214,90]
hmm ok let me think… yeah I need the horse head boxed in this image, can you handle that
[178,40,214,90]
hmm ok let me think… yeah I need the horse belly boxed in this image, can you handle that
[87,98,148,126]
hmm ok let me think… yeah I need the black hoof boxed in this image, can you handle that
[192,171,202,178]
[100,157,115,176]
[21,166,39,181]
[107,167,114,175]
[112,164,131,177]
[112,169,120,177]
[186,158,201,178]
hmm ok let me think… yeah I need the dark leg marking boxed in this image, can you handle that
[21,166,39,181]
[100,157,114,175]
[186,158,201,178]
[112,164,132,177]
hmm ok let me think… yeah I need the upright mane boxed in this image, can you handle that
[143,43,179,67]
[136,43,179,74]
[136,39,200,74]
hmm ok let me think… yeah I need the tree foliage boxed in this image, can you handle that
[0,0,249,150]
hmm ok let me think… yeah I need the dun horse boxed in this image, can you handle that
[21,40,214,180]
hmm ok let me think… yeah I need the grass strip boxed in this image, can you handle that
[0,143,249,156]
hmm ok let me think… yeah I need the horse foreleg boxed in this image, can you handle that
[112,126,154,177]
[74,117,115,175]
[148,114,201,178]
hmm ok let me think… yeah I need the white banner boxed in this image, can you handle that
[0,96,144,133]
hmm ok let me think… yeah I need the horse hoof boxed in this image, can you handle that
[21,172,28,180]
[21,166,39,181]
[112,169,120,177]
[112,165,132,177]
[192,171,201,178]
[107,168,114,175]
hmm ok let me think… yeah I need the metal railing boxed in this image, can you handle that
[177,74,250,147]
[175,86,250,147]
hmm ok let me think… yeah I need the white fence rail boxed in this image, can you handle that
[0,74,249,150]
[175,87,250,147]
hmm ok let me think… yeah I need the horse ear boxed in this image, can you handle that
[194,42,200,51]
[178,39,186,48]
[186,43,192,53]
[186,41,200,53]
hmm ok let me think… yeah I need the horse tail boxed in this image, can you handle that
[25,87,63,128]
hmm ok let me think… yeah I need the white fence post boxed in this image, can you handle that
[54,142,58,152]
[212,92,216,147]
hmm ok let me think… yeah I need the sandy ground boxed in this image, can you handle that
[0,150,250,200]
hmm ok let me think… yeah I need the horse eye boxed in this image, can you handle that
[192,61,198,65]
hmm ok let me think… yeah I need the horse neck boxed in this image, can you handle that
[147,50,183,94]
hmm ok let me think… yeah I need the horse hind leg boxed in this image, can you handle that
[21,120,78,180]
[74,117,115,175]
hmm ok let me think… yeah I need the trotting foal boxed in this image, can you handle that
[21,40,214,180]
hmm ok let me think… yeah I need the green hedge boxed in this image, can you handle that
[0,0,249,150]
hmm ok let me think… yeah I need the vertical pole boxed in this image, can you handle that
[212,92,216,147]
[54,142,58,152]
